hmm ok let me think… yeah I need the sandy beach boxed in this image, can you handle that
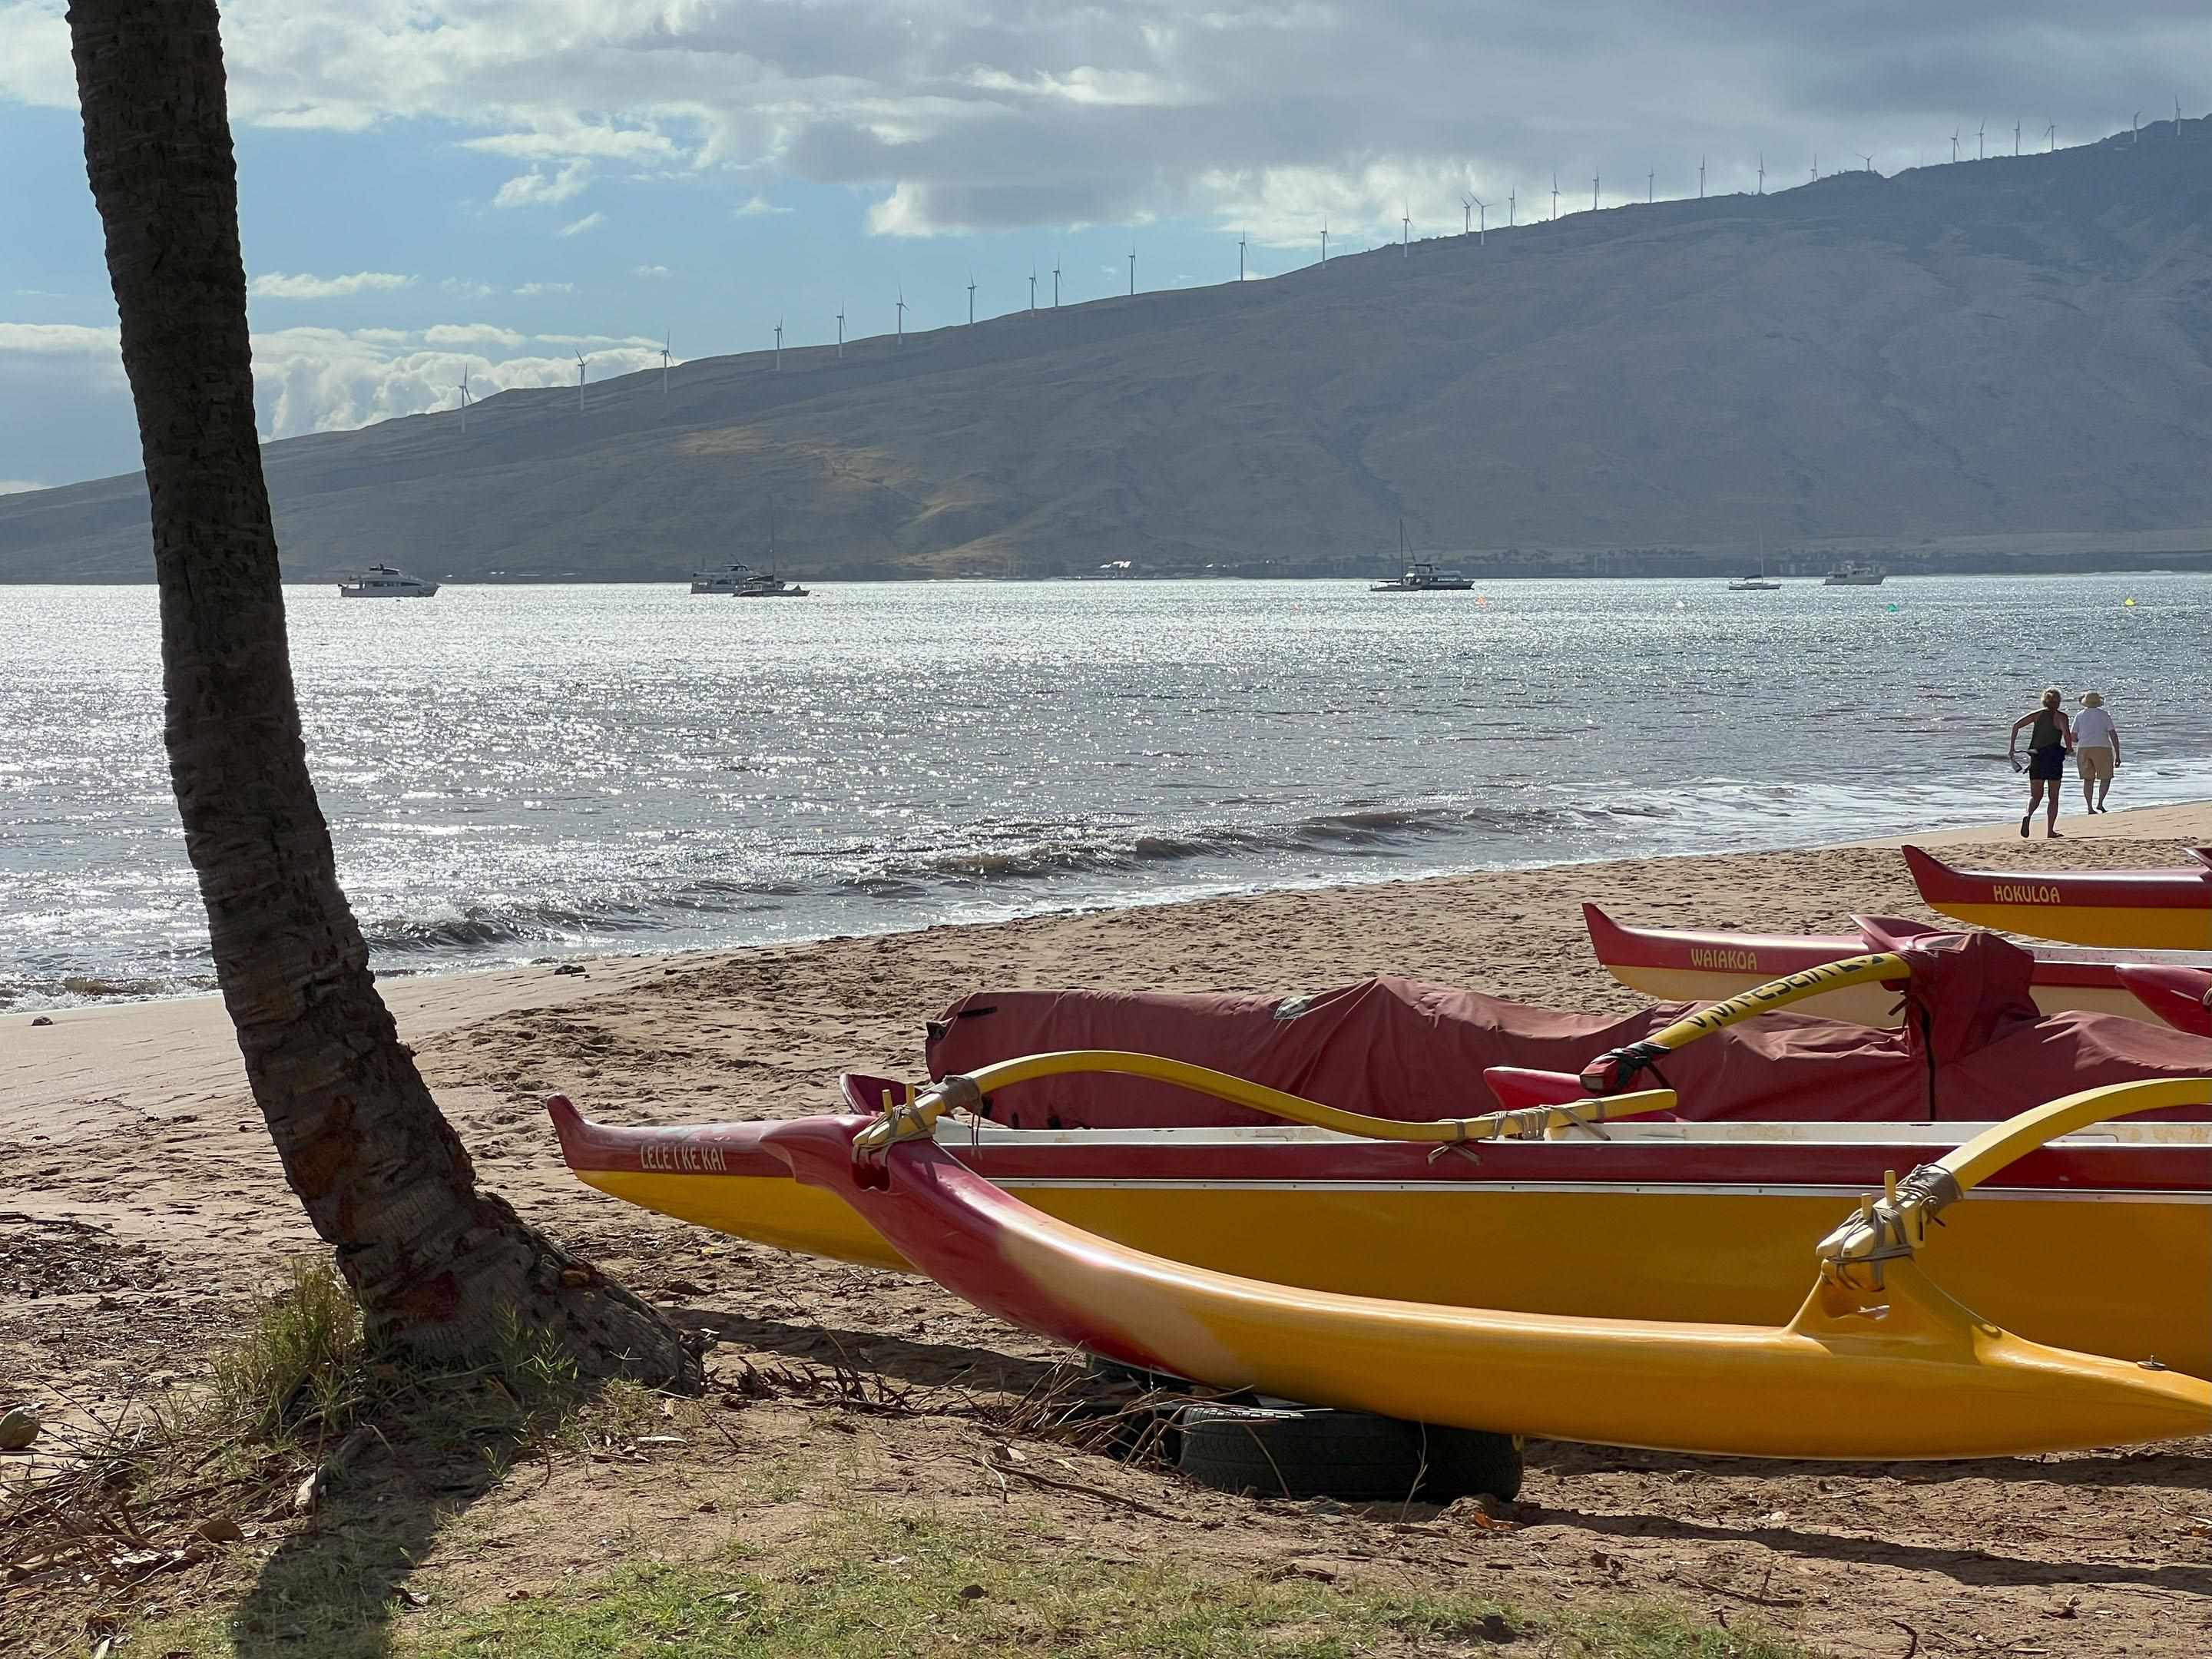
[6,799,2210,1653]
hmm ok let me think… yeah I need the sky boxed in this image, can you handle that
[3,1,2206,492]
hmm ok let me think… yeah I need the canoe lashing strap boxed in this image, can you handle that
[1579,951,1912,1094]
[849,1048,1680,1161]
[1815,1076,2211,1289]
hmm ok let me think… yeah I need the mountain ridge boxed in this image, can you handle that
[7,122,2210,582]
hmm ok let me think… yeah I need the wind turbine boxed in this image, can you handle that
[2132,110,2142,144]
[574,351,586,416]
[1591,172,1599,211]
[895,286,906,347]
[773,317,783,370]
[1699,154,1706,198]
[1470,195,1485,243]
[1320,222,1328,264]
[659,333,670,396]
[1127,244,1135,295]
[967,271,976,326]
[1810,153,1818,182]
[454,366,471,435]
[1977,120,1985,160]
[1950,128,1959,164]
[2045,120,2056,153]
[1508,188,1515,226]
[1237,228,1247,283]
[2014,120,2022,156]
[1646,170,1654,203]
[1029,267,1038,310]
[836,305,844,359]
[1462,194,1473,235]
[1757,151,1765,194]
[1551,171,1559,220]
[2177,95,2184,136]
[1400,207,1409,255]
[1858,152,1873,174]
[1052,256,1061,306]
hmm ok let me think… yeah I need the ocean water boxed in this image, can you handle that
[4,574,2209,1009]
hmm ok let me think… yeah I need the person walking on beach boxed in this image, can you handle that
[2071,691,2121,815]
[2008,687,2073,838]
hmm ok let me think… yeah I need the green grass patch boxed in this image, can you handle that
[3,1257,678,1655]
[376,1514,1798,1659]
[203,1256,367,1442]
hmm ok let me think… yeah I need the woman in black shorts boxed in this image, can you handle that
[2007,687,2072,838]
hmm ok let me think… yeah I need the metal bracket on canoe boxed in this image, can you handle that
[853,1075,980,1162]
[1814,1161,1961,1287]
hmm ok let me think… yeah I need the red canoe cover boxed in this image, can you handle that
[926,930,2212,1126]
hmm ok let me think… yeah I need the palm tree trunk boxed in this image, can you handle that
[66,0,699,1389]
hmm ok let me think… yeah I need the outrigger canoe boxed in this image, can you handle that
[1581,903,2212,1028]
[2116,965,2212,1037]
[756,1075,2212,1459]
[552,1079,2212,1383]
[924,932,2212,1128]
[1903,843,2212,950]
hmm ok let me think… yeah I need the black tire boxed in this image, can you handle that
[1416,1425,1524,1505]
[1178,1405,1521,1504]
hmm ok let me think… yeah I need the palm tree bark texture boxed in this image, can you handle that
[65,0,700,1390]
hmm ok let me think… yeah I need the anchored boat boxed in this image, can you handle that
[1369,519,1473,592]
[1903,843,2212,949]
[1581,902,2212,1028]
[337,562,438,598]
[1822,560,1886,586]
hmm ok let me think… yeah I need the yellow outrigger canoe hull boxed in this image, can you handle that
[759,1115,2210,1461]
[575,1154,2212,1382]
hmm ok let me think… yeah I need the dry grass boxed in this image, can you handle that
[0,1257,649,1650]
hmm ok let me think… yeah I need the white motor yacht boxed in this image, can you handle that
[690,563,762,595]
[337,563,438,598]
[1823,561,1887,586]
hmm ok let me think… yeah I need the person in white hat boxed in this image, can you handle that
[2071,692,2121,815]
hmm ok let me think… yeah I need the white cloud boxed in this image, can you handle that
[247,326,661,439]
[0,2,70,106]
[442,277,496,298]
[632,263,670,279]
[0,313,656,448]
[533,333,661,348]
[512,281,577,296]
[494,161,591,208]
[0,321,121,356]
[466,123,680,164]
[557,211,606,237]
[0,478,47,495]
[2,2,2200,252]
[424,322,527,347]
[733,194,791,218]
[248,270,414,300]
